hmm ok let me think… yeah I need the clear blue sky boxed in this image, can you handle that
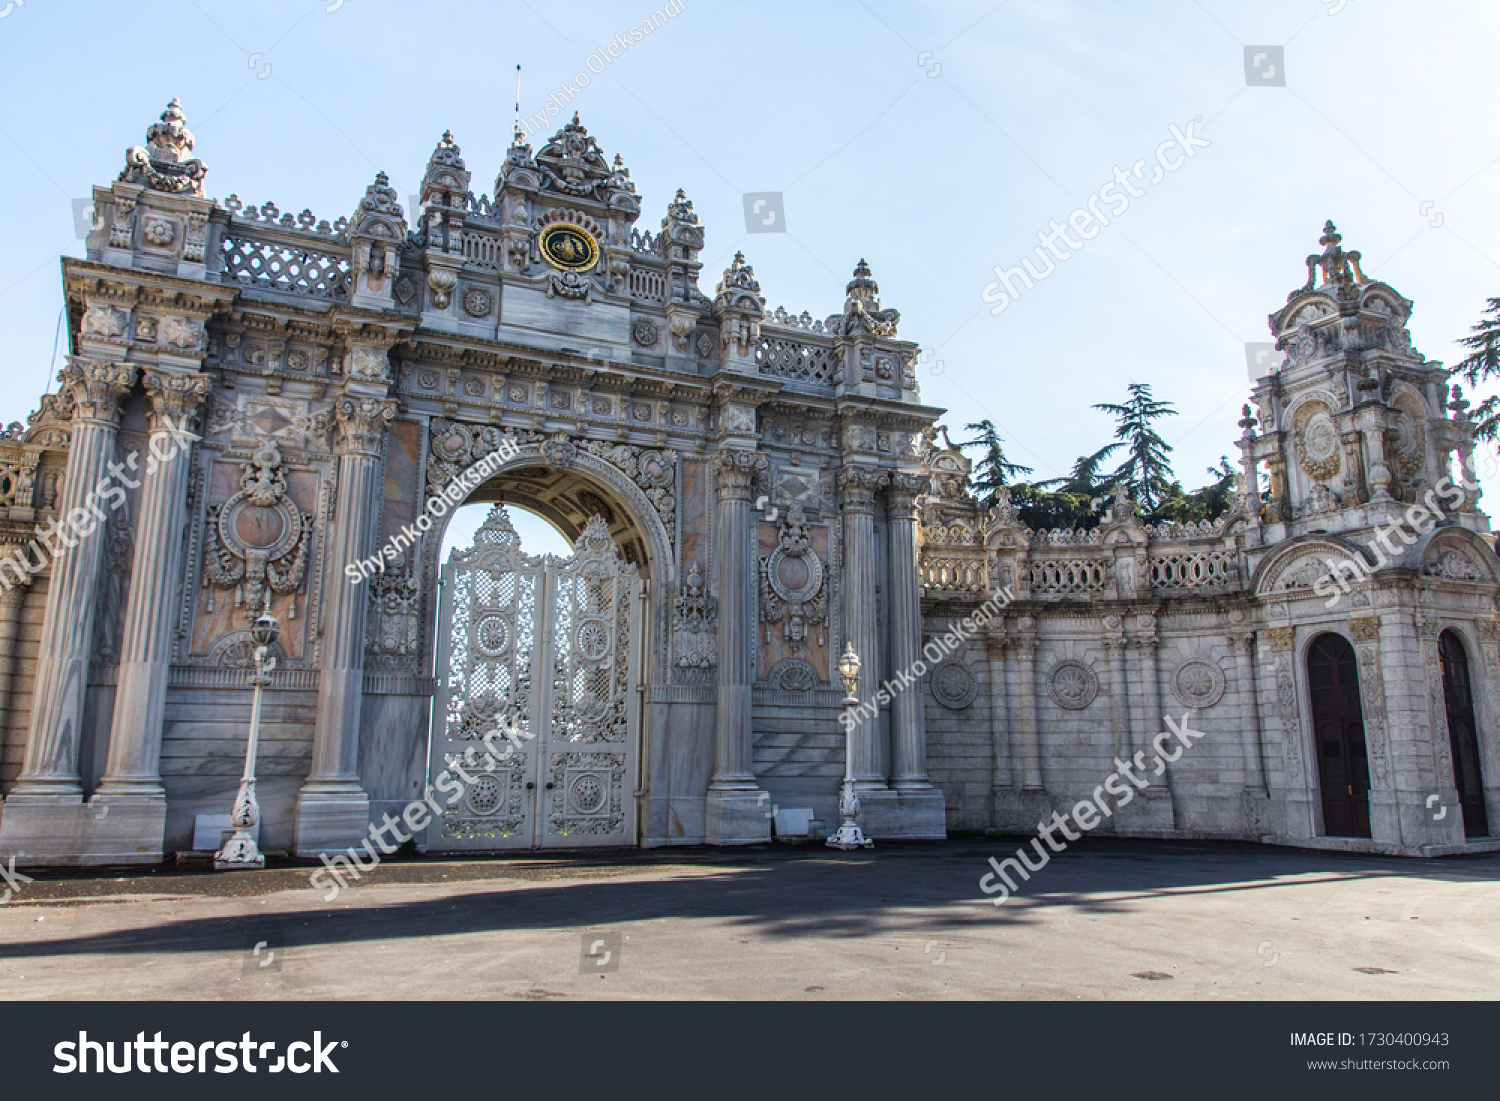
[3,0,1498,510]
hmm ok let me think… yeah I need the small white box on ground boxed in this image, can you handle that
[773,808,816,837]
[192,813,259,851]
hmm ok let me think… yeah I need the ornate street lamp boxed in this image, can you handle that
[827,641,873,850]
[215,614,279,870]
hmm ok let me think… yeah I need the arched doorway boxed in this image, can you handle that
[1308,633,1372,838]
[1440,630,1490,838]
[425,505,643,850]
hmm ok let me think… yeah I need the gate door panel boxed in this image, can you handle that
[429,508,640,851]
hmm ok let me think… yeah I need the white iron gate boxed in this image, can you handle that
[428,507,641,850]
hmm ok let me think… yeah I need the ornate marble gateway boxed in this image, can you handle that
[2,103,1493,866]
[0,102,945,864]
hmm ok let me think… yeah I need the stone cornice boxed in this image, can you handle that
[63,259,238,314]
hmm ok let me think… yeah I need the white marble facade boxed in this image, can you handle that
[0,106,1492,864]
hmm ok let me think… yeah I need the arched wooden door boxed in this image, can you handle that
[1308,633,1371,838]
[1440,630,1490,838]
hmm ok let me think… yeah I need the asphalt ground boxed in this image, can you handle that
[0,837,1495,1000]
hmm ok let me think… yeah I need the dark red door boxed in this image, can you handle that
[1440,631,1490,839]
[1308,634,1371,838]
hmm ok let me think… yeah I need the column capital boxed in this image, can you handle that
[712,447,767,500]
[331,395,396,456]
[887,471,930,516]
[836,464,889,511]
[61,359,136,426]
[142,369,211,430]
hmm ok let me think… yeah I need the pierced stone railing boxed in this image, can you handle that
[1026,556,1110,596]
[628,265,667,302]
[755,332,839,386]
[1147,546,1238,592]
[219,215,353,301]
[462,231,504,270]
[922,554,987,594]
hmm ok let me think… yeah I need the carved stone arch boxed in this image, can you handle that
[419,437,677,689]
[1272,288,1339,338]
[1281,388,1344,432]
[1407,526,1500,585]
[1357,282,1412,319]
[1252,534,1374,597]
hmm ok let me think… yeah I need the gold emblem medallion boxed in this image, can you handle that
[538,223,600,272]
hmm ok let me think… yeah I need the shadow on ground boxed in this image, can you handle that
[1,838,1495,961]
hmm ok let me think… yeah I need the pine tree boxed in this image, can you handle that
[960,420,1033,508]
[1454,296,1500,442]
[1093,383,1178,510]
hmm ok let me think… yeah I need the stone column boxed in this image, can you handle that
[6,360,135,801]
[1233,632,1266,791]
[1135,617,1162,751]
[1015,620,1042,789]
[704,448,770,844]
[295,395,394,854]
[0,582,30,721]
[1233,629,1270,835]
[886,473,930,789]
[986,633,1010,794]
[1104,615,1131,764]
[837,465,888,788]
[97,371,210,804]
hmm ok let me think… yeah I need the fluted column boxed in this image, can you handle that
[0,583,30,721]
[295,394,394,854]
[1135,618,1162,752]
[1104,616,1131,765]
[1233,631,1267,791]
[97,371,210,801]
[8,360,135,799]
[887,473,931,789]
[1015,620,1042,789]
[709,448,767,790]
[838,465,888,787]
[986,632,1010,793]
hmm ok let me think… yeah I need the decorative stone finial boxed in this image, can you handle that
[842,258,900,337]
[351,171,406,236]
[421,130,471,204]
[1302,219,1367,290]
[119,98,208,196]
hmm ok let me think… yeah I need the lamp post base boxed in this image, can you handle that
[214,830,265,870]
[825,822,874,850]
[825,778,874,850]
[214,777,264,870]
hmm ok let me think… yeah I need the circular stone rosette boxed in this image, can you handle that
[931,660,978,710]
[1048,660,1099,710]
[1172,659,1226,709]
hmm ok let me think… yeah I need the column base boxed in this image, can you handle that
[1242,787,1271,835]
[0,796,165,866]
[1114,785,1175,832]
[990,787,1055,833]
[703,787,772,845]
[857,787,947,840]
[294,785,371,856]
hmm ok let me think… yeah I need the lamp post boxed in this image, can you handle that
[215,614,278,870]
[827,641,873,850]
